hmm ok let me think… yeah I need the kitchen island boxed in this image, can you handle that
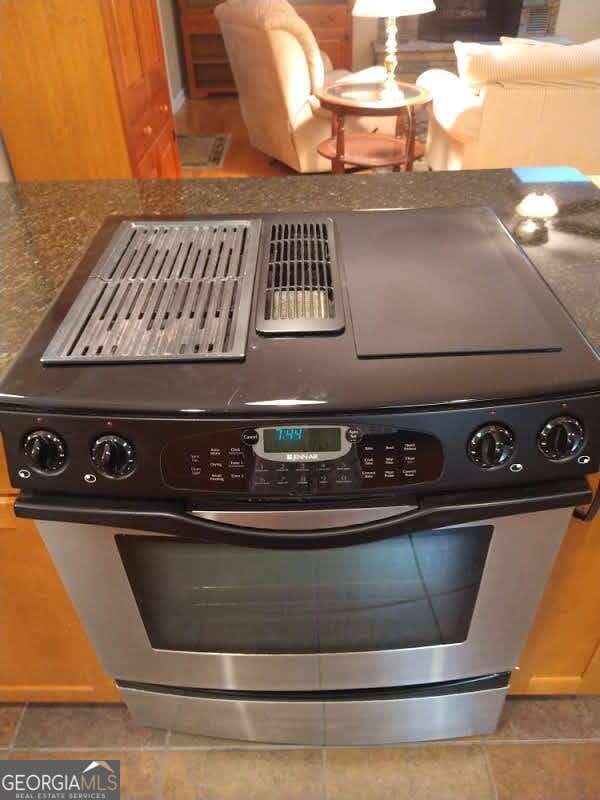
[1,169,600,701]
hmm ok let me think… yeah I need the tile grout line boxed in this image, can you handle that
[8,704,27,752]
[9,746,168,753]
[482,737,600,746]
[7,738,600,753]
[156,730,171,799]
[482,745,500,800]
[321,747,328,800]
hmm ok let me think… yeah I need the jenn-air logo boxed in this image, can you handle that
[286,453,319,461]
[0,759,120,799]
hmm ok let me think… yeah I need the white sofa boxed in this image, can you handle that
[215,0,393,173]
[417,38,600,173]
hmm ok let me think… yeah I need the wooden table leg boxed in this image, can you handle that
[405,106,416,172]
[393,108,407,172]
[395,109,405,139]
[332,111,345,175]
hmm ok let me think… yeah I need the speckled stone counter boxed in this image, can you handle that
[1,171,599,378]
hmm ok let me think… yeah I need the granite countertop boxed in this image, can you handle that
[1,170,599,380]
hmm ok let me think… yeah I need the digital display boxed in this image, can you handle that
[263,427,342,453]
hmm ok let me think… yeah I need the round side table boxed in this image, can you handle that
[315,79,431,175]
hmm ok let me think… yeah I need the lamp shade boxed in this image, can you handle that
[353,0,436,17]
[515,192,559,220]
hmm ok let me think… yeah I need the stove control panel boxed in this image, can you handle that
[4,396,599,500]
[161,426,444,495]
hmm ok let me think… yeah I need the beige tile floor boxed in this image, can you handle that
[1,698,600,798]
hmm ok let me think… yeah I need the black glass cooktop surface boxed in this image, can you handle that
[1,208,599,415]
[342,206,561,358]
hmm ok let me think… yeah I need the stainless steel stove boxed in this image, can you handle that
[1,206,599,744]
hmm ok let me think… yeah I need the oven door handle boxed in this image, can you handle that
[188,506,418,531]
[15,479,592,548]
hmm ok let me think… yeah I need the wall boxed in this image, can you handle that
[156,0,186,110]
[556,0,600,42]
[353,17,378,70]
[0,134,13,182]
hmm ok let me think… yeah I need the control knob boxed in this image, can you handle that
[91,434,136,479]
[23,430,67,473]
[538,416,585,462]
[468,424,515,469]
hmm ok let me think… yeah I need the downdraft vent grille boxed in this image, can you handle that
[256,217,345,335]
[43,219,261,364]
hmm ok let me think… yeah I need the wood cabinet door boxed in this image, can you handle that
[511,482,600,695]
[135,142,159,178]
[102,0,150,125]
[0,438,17,497]
[0,0,132,180]
[156,123,182,178]
[132,0,169,98]
[314,36,346,71]
[0,498,119,703]
[297,5,353,70]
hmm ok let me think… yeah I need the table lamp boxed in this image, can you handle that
[353,0,436,95]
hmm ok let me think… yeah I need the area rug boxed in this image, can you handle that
[177,133,231,169]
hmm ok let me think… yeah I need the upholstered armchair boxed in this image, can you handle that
[215,0,394,173]
[417,38,600,173]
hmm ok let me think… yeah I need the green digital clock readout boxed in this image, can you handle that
[263,427,342,453]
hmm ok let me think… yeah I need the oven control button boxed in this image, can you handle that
[346,427,362,444]
[23,430,67,474]
[538,416,585,462]
[242,429,259,446]
[91,435,136,479]
[467,424,515,470]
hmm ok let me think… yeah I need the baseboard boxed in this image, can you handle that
[172,89,186,113]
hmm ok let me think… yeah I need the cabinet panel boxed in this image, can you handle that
[0,0,131,180]
[102,0,150,125]
[156,123,182,178]
[135,142,159,178]
[178,1,353,96]
[0,437,17,496]
[511,479,600,695]
[0,501,119,703]
[314,35,346,71]
[297,5,352,69]
[152,87,177,136]
[133,0,168,98]
[112,0,145,88]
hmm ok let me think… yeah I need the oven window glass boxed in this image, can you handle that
[116,526,492,654]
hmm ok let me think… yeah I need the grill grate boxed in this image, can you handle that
[256,217,344,335]
[43,220,261,364]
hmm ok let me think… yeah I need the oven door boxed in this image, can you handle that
[18,481,588,693]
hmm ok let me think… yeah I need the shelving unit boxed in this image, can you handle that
[178,1,234,96]
[177,0,353,98]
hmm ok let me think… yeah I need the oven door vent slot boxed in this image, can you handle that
[42,219,261,364]
[256,218,345,335]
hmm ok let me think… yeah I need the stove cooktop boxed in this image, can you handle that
[1,207,600,416]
